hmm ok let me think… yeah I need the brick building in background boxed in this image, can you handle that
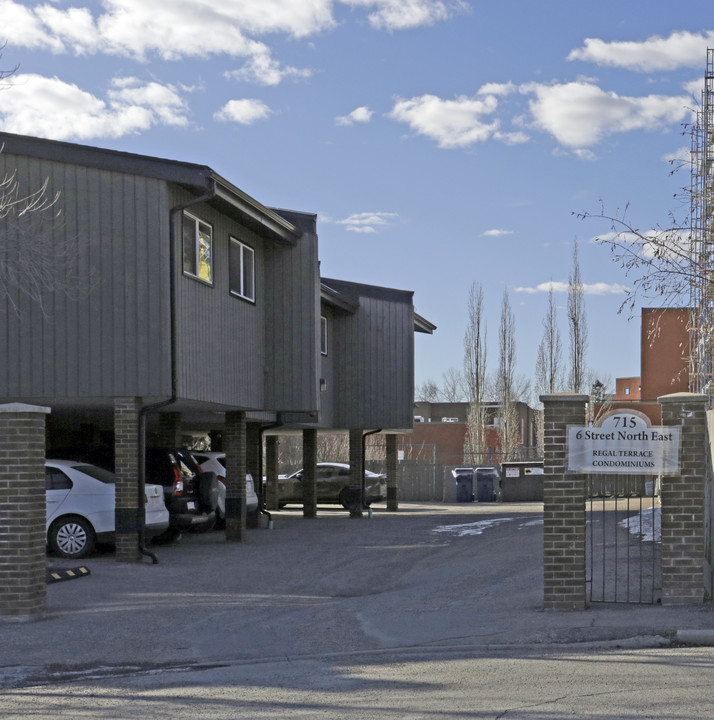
[401,400,537,467]
[602,307,690,425]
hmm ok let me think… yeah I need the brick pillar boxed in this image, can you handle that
[157,411,182,448]
[659,393,708,605]
[349,429,364,517]
[302,429,317,518]
[0,403,50,622]
[386,434,398,511]
[265,435,279,510]
[540,393,589,610]
[246,424,260,481]
[224,411,247,541]
[114,397,142,563]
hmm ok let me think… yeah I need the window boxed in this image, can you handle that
[230,236,255,302]
[624,387,630,396]
[45,468,72,490]
[183,211,213,284]
[321,315,328,355]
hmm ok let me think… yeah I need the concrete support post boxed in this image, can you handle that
[114,397,142,563]
[0,403,50,622]
[302,429,317,518]
[265,435,280,510]
[659,393,708,605]
[540,393,589,610]
[349,428,364,517]
[224,411,247,542]
[386,434,398,511]
[157,412,182,448]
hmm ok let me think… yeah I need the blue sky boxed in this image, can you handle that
[0,0,711,400]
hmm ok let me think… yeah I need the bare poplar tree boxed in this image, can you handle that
[496,289,519,461]
[567,238,588,393]
[536,284,563,395]
[463,282,488,463]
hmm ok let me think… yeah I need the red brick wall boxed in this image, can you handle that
[640,307,690,401]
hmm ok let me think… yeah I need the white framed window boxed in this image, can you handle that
[321,315,328,355]
[182,211,213,284]
[624,387,630,395]
[230,236,255,302]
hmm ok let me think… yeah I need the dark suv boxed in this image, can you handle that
[145,448,219,540]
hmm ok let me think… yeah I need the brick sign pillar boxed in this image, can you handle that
[386,434,398,511]
[540,393,589,610]
[224,411,247,541]
[114,397,142,563]
[0,403,50,622]
[659,392,708,605]
[302,429,317,518]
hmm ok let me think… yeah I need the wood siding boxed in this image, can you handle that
[263,229,320,412]
[171,188,266,409]
[325,284,415,430]
[0,151,171,400]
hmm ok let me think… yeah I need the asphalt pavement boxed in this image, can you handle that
[2,501,714,690]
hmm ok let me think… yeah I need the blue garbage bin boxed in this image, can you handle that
[452,468,474,502]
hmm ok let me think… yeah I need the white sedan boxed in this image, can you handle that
[46,460,169,559]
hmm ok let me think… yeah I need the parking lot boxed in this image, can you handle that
[4,501,714,690]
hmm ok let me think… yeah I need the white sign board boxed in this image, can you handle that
[568,413,679,474]
[505,467,519,478]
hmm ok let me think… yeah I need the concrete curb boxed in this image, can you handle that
[675,629,714,646]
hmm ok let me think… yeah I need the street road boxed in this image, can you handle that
[3,502,714,717]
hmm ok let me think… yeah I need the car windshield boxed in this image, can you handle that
[74,464,116,484]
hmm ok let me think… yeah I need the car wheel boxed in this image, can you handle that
[48,516,96,559]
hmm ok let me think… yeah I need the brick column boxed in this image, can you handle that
[114,397,142,563]
[157,411,182,448]
[659,393,708,605]
[0,403,50,622]
[265,435,279,510]
[349,429,364,517]
[386,434,398,511]
[302,429,317,518]
[224,411,247,541]
[246,423,260,481]
[540,393,589,610]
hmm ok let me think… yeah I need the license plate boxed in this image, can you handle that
[187,501,195,510]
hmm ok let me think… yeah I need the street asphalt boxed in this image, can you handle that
[2,501,714,690]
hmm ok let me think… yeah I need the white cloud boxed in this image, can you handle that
[214,99,273,125]
[523,81,690,149]
[339,0,468,31]
[482,229,513,237]
[1,0,460,74]
[335,106,374,126]
[225,53,312,86]
[388,93,501,148]
[515,281,629,295]
[568,30,714,72]
[0,73,188,140]
[477,82,517,97]
[336,212,398,233]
